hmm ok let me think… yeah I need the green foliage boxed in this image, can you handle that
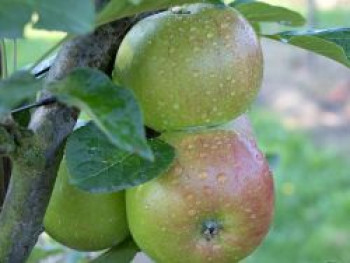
[65,122,175,193]
[50,68,153,160]
[91,239,139,263]
[232,0,306,27]
[0,1,32,38]
[265,29,350,68]
[96,0,217,26]
[26,246,64,263]
[0,71,42,119]
[0,0,94,38]
[34,0,95,34]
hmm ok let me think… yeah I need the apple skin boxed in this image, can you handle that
[44,158,129,251]
[126,117,274,263]
[115,4,263,132]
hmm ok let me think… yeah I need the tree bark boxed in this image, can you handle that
[0,18,134,263]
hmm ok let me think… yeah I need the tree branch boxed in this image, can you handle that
[0,18,134,263]
[0,126,15,157]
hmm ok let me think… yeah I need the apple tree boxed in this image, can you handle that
[0,0,349,262]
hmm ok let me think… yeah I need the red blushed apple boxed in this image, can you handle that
[126,118,274,263]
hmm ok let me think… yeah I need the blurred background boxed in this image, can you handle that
[3,0,349,262]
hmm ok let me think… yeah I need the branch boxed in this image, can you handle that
[0,126,15,157]
[0,157,11,210]
[0,18,135,263]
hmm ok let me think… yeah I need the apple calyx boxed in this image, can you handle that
[202,220,222,242]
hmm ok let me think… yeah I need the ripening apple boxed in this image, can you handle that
[126,116,274,263]
[115,4,263,131]
[44,158,129,251]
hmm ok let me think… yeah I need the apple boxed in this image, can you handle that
[44,157,129,251]
[115,3,263,131]
[126,118,274,262]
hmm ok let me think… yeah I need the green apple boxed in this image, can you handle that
[115,4,263,131]
[44,157,129,251]
[126,119,274,263]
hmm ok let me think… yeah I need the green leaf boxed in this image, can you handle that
[231,0,256,6]
[65,122,175,193]
[96,0,216,26]
[0,1,33,38]
[265,28,350,68]
[0,71,42,119]
[27,247,64,263]
[0,0,94,38]
[34,0,95,35]
[50,68,153,160]
[91,238,140,263]
[12,108,31,127]
[232,0,306,27]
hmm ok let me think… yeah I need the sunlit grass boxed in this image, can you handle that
[3,24,64,75]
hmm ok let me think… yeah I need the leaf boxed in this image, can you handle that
[50,68,153,160]
[231,0,257,6]
[265,28,350,68]
[232,1,306,27]
[65,122,175,193]
[96,0,217,26]
[0,1,33,38]
[12,108,31,127]
[34,0,95,35]
[27,247,64,263]
[91,238,140,263]
[0,71,42,119]
[0,0,94,38]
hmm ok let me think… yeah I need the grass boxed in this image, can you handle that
[3,29,63,75]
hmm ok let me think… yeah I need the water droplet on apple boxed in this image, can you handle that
[188,209,196,216]
[198,172,208,180]
[206,32,214,39]
[203,186,212,195]
[186,194,194,201]
[217,173,227,184]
